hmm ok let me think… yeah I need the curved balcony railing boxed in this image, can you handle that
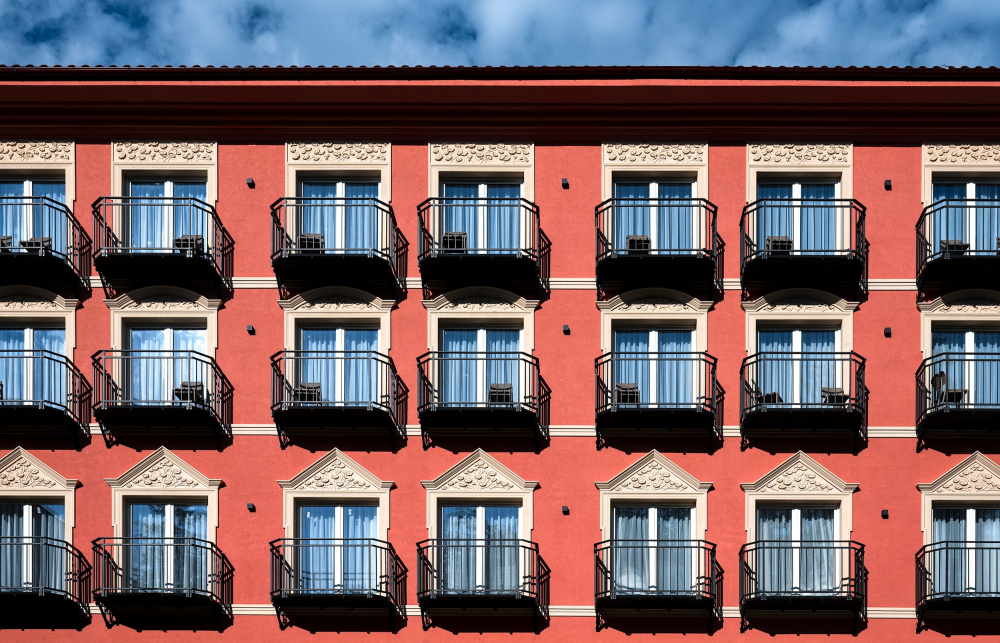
[596,351,720,414]
[92,197,234,287]
[417,539,548,608]
[418,198,540,261]
[917,353,1000,424]
[0,196,91,281]
[417,351,540,417]
[0,536,90,607]
[270,350,405,425]
[270,538,405,607]
[594,539,721,612]
[917,199,1000,278]
[740,351,867,417]
[92,537,233,614]
[916,541,1000,608]
[270,197,404,283]
[0,349,91,427]
[740,540,866,603]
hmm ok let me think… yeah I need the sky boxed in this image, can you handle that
[0,0,998,68]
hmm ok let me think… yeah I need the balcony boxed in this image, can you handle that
[416,539,549,632]
[740,352,867,449]
[595,352,722,445]
[92,537,234,630]
[416,351,547,447]
[92,350,233,447]
[916,353,1000,450]
[596,197,721,293]
[270,197,404,291]
[92,197,234,294]
[917,199,1000,294]
[740,540,866,633]
[270,350,406,447]
[0,196,91,289]
[740,199,867,295]
[417,198,546,290]
[0,537,90,628]
[594,539,722,631]
[0,350,91,444]
[916,541,1000,632]
[270,538,406,630]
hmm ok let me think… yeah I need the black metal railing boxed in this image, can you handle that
[740,540,866,603]
[594,539,722,613]
[92,350,233,424]
[916,541,1000,607]
[917,353,1000,423]
[417,539,548,607]
[0,536,90,606]
[417,351,540,417]
[92,197,234,286]
[0,349,90,426]
[740,351,867,417]
[270,197,404,281]
[270,538,405,607]
[596,197,720,269]
[917,199,1000,276]
[92,537,233,614]
[596,351,720,414]
[0,196,91,280]
[741,198,866,265]
[270,350,405,424]
[418,198,540,262]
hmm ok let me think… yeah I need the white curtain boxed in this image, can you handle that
[614,330,650,406]
[800,183,836,252]
[342,505,378,591]
[32,503,66,592]
[0,181,24,245]
[344,182,379,253]
[976,184,1000,253]
[299,505,336,591]
[0,503,24,590]
[344,329,378,406]
[932,183,968,251]
[441,329,477,406]
[800,330,836,405]
[0,328,25,403]
[657,182,693,253]
[128,181,168,251]
[657,508,693,593]
[299,181,337,250]
[300,328,337,402]
[440,505,477,592]
[933,508,968,595]
[757,184,793,250]
[486,329,519,404]
[33,328,66,408]
[484,506,519,592]
[443,184,479,250]
[171,182,207,245]
[128,503,167,589]
[32,181,68,256]
[974,331,1000,406]
[657,330,694,406]
[613,506,648,593]
[799,508,836,592]
[757,330,793,405]
[976,509,1000,594]
[486,184,520,254]
[614,183,650,252]
[128,503,206,591]
[757,508,792,593]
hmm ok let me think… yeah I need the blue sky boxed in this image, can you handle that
[1,0,998,67]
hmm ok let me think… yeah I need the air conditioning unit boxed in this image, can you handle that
[173,234,204,257]
[626,235,651,254]
[442,231,467,254]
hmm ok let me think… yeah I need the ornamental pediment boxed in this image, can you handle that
[279,449,391,492]
[422,449,536,492]
[0,448,77,490]
[597,451,710,493]
[742,451,856,494]
[919,452,1000,494]
[106,447,219,490]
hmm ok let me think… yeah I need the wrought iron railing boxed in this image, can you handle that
[594,539,722,614]
[418,197,540,262]
[0,196,91,280]
[270,350,405,425]
[740,198,867,267]
[595,351,720,415]
[740,351,867,418]
[916,353,1000,425]
[916,541,1000,608]
[92,197,234,286]
[270,197,404,282]
[740,540,866,603]
[416,539,548,610]
[0,349,90,426]
[270,538,405,608]
[417,351,541,418]
[0,536,90,607]
[92,537,233,614]
[917,199,1000,277]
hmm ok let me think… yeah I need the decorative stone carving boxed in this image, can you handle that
[441,459,516,491]
[941,299,1000,314]
[296,457,374,490]
[443,296,517,311]
[616,297,688,312]
[749,144,851,165]
[0,457,57,489]
[298,296,376,311]
[123,457,201,489]
[604,143,706,164]
[925,144,1000,164]
[0,141,72,163]
[288,142,388,163]
[0,295,61,310]
[431,143,532,165]
[763,297,837,312]
[121,296,200,310]
[114,142,215,163]
[612,460,690,492]
[936,462,1000,493]
[762,462,835,493]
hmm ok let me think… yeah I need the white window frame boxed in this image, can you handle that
[2,500,66,589]
[295,178,381,248]
[2,178,67,242]
[0,324,66,402]
[296,324,380,403]
[295,500,381,590]
[931,327,996,403]
[438,501,523,591]
[757,179,842,253]
[126,498,208,589]
[756,503,841,592]
[612,503,696,592]
[440,179,524,251]
[440,325,524,405]
[612,326,697,405]
[756,325,843,404]
[125,324,208,400]
[612,179,698,251]
[932,504,1000,593]
[931,180,1000,252]
[126,177,208,249]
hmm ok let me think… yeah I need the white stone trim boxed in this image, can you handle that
[601,143,708,202]
[423,287,538,352]
[747,143,853,202]
[0,447,79,542]
[0,142,75,206]
[105,447,222,541]
[596,287,712,354]
[421,449,537,540]
[917,289,1000,358]
[111,142,218,204]
[918,451,1000,545]
[921,144,1000,204]
[596,451,712,542]
[285,142,391,203]
[105,286,221,354]
[742,288,858,354]
[278,449,393,540]
[279,286,394,353]
[0,285,78,355]
[741,451,857,541]
[429,143,534,201]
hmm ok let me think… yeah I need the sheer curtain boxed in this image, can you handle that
[974,331,1000,406]
[443,184,479,250]
[932,183,968,252]
[484,506,519,592]
[799,508,835,592]
[757,508,792,593]
[172,182,207,246]
[343,505,378,591]
[976,509,1000,594]
[614,330,650,406]
[757,330,793,405]
[614,183,650,251]
[299,505,336,591]
[657,507,693,593]
[800,330,836,405]
[440,505,477,592]
[33,328,66,409]
[933,508,967,595]
[129,503,167,589]
[486,184,520,254]
[32,181,67,256]
[657,330,693,406]
[173,329,207,402]
[0,328,25,402]
[344,329,378,406]
[757,184,793,251]
[486,329,519,404]
[300,328,337,402]
[658,182,693,253]
[33,504,66,592]
[932,330,967,399]
[0,181,24,245]
[976,184,1000,253]
[299,182,337,250]
[800,183,836,253]
[344,182,379,254]
[174,504,208,592]
[613,506,648,593]
[441,329,477,406]
[129,181,167,251]
[0,504,24,590]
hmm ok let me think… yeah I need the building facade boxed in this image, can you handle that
[0,65,998,640]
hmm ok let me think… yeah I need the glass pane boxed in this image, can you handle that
[440,506,477,592]
[757,184,794,250]
[800,330,836,405]
[974,331,1000,406]
[173,329,208,403]
[486,184,520,254]
[34,329,65,408]
[614,330,650,405]
[172,181,208,242]
[976,509,1000,593]
[0,181,25,244]
[657,330,693,405]
[343,505,378,591]
[757,330,794,405]
[933,507,968,595]
[0,328,26,402]
[614,183,650,251]
[931,183,968,251]
[442,184,479,249]
[300,328,337,402]
[484,506,518,592]
[931,330,967,398]
[344,328,378,405]
[174,504,208,591]
[344,182,379,253]
[657,507,692,593]
[0,503,25,590]
[800,184,836,252]
[441,329,478,406]
[128,182,168,250]
[299,181,337,249]
[799,508,836,592]
[613,506,649,593]
[31,181,68,256]
[757,508,792,593]
[298,505,337,591]
[128,503,166,590]
[657,182,693,252]
[31,503,66,590]
[486,329,519,404]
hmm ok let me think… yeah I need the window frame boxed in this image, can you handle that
[0,142,75,207]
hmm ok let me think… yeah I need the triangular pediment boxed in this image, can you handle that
[742,451,856,494]
[422,449,537,492]
[597,451,710,493]
[279,449,391,491]
[106,447,220,490]
[0,447,77,490]
[918,452,1000,494]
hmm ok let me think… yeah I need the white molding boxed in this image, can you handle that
[869,279,917,291]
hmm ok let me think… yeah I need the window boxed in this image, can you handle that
[612,327,696,407]
[127,500,208,591]
[757,181,841,253]
[931,328,1000,406]
[0,501,66,591]
[611,504,695,594]
[756,326,841,405]
[0,178,68,254]
[441,180,522,253]
[297,179,380,252]
[296,326,379,405]
[0,325,66,406]
[439,326,522,407]
[931,181,1000,254]
[439,502,521,593]
[931,506,1000,595]
[126,178,207,252]
[296,502,378,592]
[126,325,207,404]
[613,179,696,253]
[756,505,838,594]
